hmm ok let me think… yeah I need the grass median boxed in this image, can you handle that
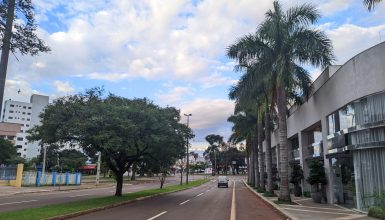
[0,178,209,220]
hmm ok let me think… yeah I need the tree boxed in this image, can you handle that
[227,1,334,201]
[0,138,19,164]
[364,0,382,10]
[58,149,87,172]
[204,134,224,175]
[28,88,192,196]
[0,0,50,112]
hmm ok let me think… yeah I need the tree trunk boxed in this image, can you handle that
[277,87,290,201]
[115,172,124,196]
[265,112,273,193]
[180,167,183,185]
[253,134,260,188]
[131,163,136,181]
[160,172,166,189]
[0,0,15,112]
[248,136,255,186]
[258,118,265,191]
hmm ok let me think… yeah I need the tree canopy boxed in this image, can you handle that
[29,88,192,196]
[0,138,19,164]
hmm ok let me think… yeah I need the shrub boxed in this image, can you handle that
[303,191,311,198]
[368,206,385,220]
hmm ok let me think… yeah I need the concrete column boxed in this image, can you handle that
[321,118,334,204]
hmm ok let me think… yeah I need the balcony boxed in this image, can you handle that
[307,141,323,158]
[290,148,300,161]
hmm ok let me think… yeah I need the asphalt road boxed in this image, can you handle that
[0,176,202,212]
[71,176,285,220]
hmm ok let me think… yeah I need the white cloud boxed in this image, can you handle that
[157,86,193,104]
[325,24,385,64]
[180,98,234,130]
[54,80,75,94]
[200,73,238,89]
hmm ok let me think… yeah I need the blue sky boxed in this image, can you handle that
[4,0,385,150]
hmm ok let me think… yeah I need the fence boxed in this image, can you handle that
[22,171,82,186]
[0,165,17,180]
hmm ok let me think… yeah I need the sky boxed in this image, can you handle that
[4,0,385,150]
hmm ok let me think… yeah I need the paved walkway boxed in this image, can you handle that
[263,195,377,220]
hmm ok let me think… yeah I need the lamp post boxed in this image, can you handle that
[184,113,192,184]
[96,151,101,185]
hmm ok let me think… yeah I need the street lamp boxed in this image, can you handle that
[184,113,192,184]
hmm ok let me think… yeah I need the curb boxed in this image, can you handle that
[45,179,210,220]
[242,180,300,220]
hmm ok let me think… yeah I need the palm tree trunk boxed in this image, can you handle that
[0,0,15,113]
[258,119,265,191]
[253,133,260,188]
[277,86,290,201]
[248,136,255,186]
[265,112,273,193]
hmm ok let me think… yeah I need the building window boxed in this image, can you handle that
[8,116,13,119]
[9,110,13,113]
[23,106,26,109]
[26,125,29,127]
[27,113,31,115]
[10,104,14,107]
[22,112,26,115]
[17,137,23,141]
[16,145,22,148]
[339,104,355,130]
[24,149,27,151]
[28,107,31,109]
[27,119,30,121]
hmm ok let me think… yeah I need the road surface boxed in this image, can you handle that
[0,176,202,212]
[71,176,285,220]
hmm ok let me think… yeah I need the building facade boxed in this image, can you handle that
[267,42,385,211]
[2,94,49,159]
[0,122,22,145]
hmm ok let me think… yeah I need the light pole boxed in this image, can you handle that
[96,151,101,186]
[184,113,192,184]
[42,145,47,178]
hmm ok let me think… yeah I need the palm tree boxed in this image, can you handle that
[364,0,382,10]
[227,1,334,201]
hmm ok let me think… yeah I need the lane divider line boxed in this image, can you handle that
[196,193,204,197]
[179,199,190,205]
[0,200,38,206]
[147,211,167,220]
[69,194,90,198]
[230,180,236,220]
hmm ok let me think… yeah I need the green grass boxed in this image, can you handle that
[274,199,298,205]
[0,179,209,220]
[262,191,277,197]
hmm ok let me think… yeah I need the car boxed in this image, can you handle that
[217,176,229,188]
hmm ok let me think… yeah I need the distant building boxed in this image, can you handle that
[0,122,22,145]
[2,94,49,158]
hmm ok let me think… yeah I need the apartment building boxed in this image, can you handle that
[2,94,49,158]
[266,42,385,211]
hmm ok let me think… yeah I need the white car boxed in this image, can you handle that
[217,176,229,188]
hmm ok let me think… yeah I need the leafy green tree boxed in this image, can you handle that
[0,0,50,112]
[204,134,224,175]
[29,88,192,196]
[227,1,334,201]
[0,139,19,164]
[364,0,382,10]
[59,149,87,172]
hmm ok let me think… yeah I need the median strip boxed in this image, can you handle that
[0,179,209,220]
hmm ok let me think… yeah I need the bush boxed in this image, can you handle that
[368,206,385,220]
[263,191,277,197]
[256,187,266,193]
[303,191,311,198]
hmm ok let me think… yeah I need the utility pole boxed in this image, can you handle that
[184,113,192,184]
[96,152,101,186]
[42,145,47,178]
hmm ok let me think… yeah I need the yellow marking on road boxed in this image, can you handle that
[230,180,236,220]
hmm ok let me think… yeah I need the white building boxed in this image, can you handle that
[2,94,49,158]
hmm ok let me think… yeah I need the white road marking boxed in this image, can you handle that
[230,180,236,220]
[206,189,210,192]
[147,211,167,220]
[0,200,38,206]
[196,193,204,197]
[179,199,190,205]
[69,194,90,198]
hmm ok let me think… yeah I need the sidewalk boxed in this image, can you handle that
[263,194,377,220]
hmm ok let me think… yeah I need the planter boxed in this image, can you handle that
[293,185,302,197]
[311,192,322,203]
